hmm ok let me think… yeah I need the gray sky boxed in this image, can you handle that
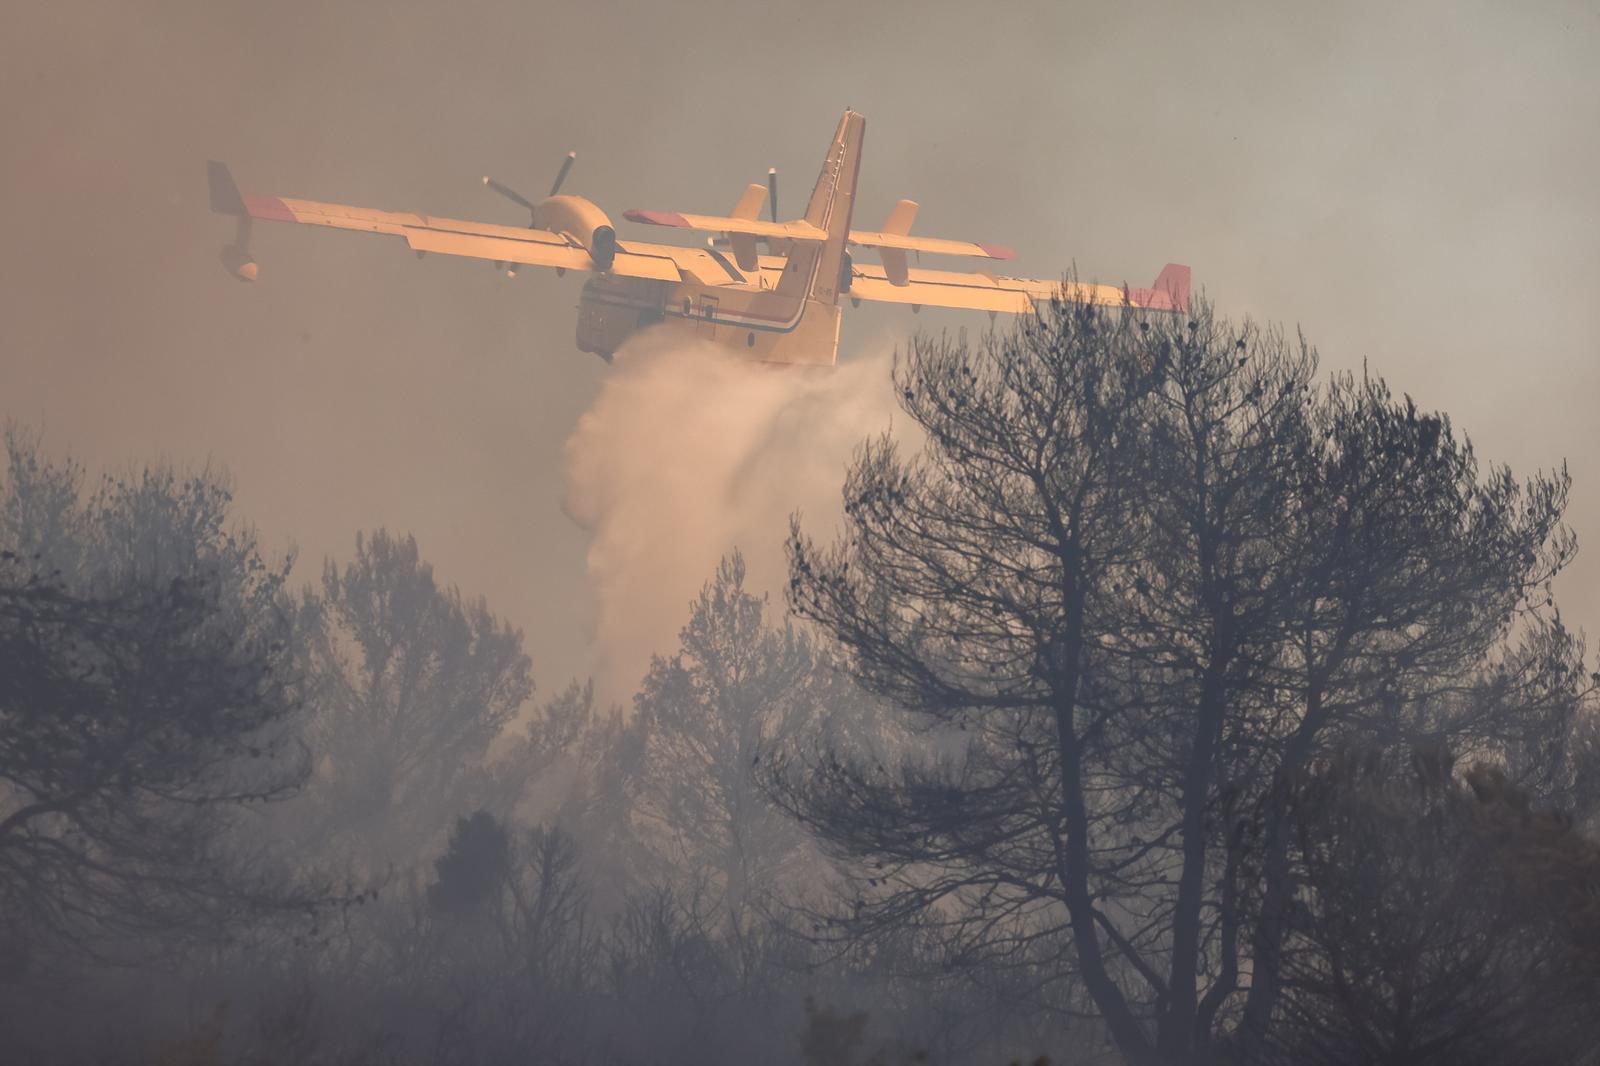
[2,0,1595,695]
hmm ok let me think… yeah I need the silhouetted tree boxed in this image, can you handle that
[771,293,1576,1065]
[388,810,595,1065]
[525,679,653,911]
[0,427,294,652]
[1232,373,1581,1056]
[0,432,322,972]
[1268,740,1600,1065]
[288,530,532,873]
[630,551,824,913]
[428,810,513,916]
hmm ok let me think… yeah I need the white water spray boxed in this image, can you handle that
[562,328,901,699]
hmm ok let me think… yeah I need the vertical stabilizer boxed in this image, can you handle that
[774,110,865,306]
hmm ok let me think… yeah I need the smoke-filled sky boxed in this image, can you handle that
[2,0,1595,697]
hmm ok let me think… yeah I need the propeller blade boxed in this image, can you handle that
[550,151,577,197]
[482,175,535,211]
[767,167,778,222]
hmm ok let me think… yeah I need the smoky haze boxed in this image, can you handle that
[1,0,1595,695]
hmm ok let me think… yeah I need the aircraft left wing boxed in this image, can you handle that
[842,261,1191,315]
[620,211,1014,261]
[621,209,827,242]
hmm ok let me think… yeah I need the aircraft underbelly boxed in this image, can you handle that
[576,275,841,367]
[576,276,668,357]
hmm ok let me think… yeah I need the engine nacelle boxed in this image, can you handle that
[532,194,617,272]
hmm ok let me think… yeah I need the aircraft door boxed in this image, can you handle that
[697,295,719,339]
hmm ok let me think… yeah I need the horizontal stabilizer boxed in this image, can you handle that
[848,231,1015,260]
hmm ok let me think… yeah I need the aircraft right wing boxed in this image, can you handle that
[209,161,684,282]
[843,261,1191,315]
[234,194,689,281]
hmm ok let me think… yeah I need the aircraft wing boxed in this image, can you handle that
[210,162,682,282]
[622,209,826,242]
[243,195,691,281]
[843,261,1191,315]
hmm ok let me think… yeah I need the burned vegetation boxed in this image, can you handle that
[2,295,1597,1065]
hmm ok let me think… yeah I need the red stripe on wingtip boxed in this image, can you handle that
[977,243,1016,261]
[622,209,690,228]
[243,195,296,222]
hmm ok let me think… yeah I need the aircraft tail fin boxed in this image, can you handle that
[775,110,864,306]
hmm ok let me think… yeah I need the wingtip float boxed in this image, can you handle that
[209,110,1191,365]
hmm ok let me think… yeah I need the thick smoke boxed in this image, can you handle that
[562,327,902,698]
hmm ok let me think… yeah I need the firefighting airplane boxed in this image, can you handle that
[208,110,1190,366]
